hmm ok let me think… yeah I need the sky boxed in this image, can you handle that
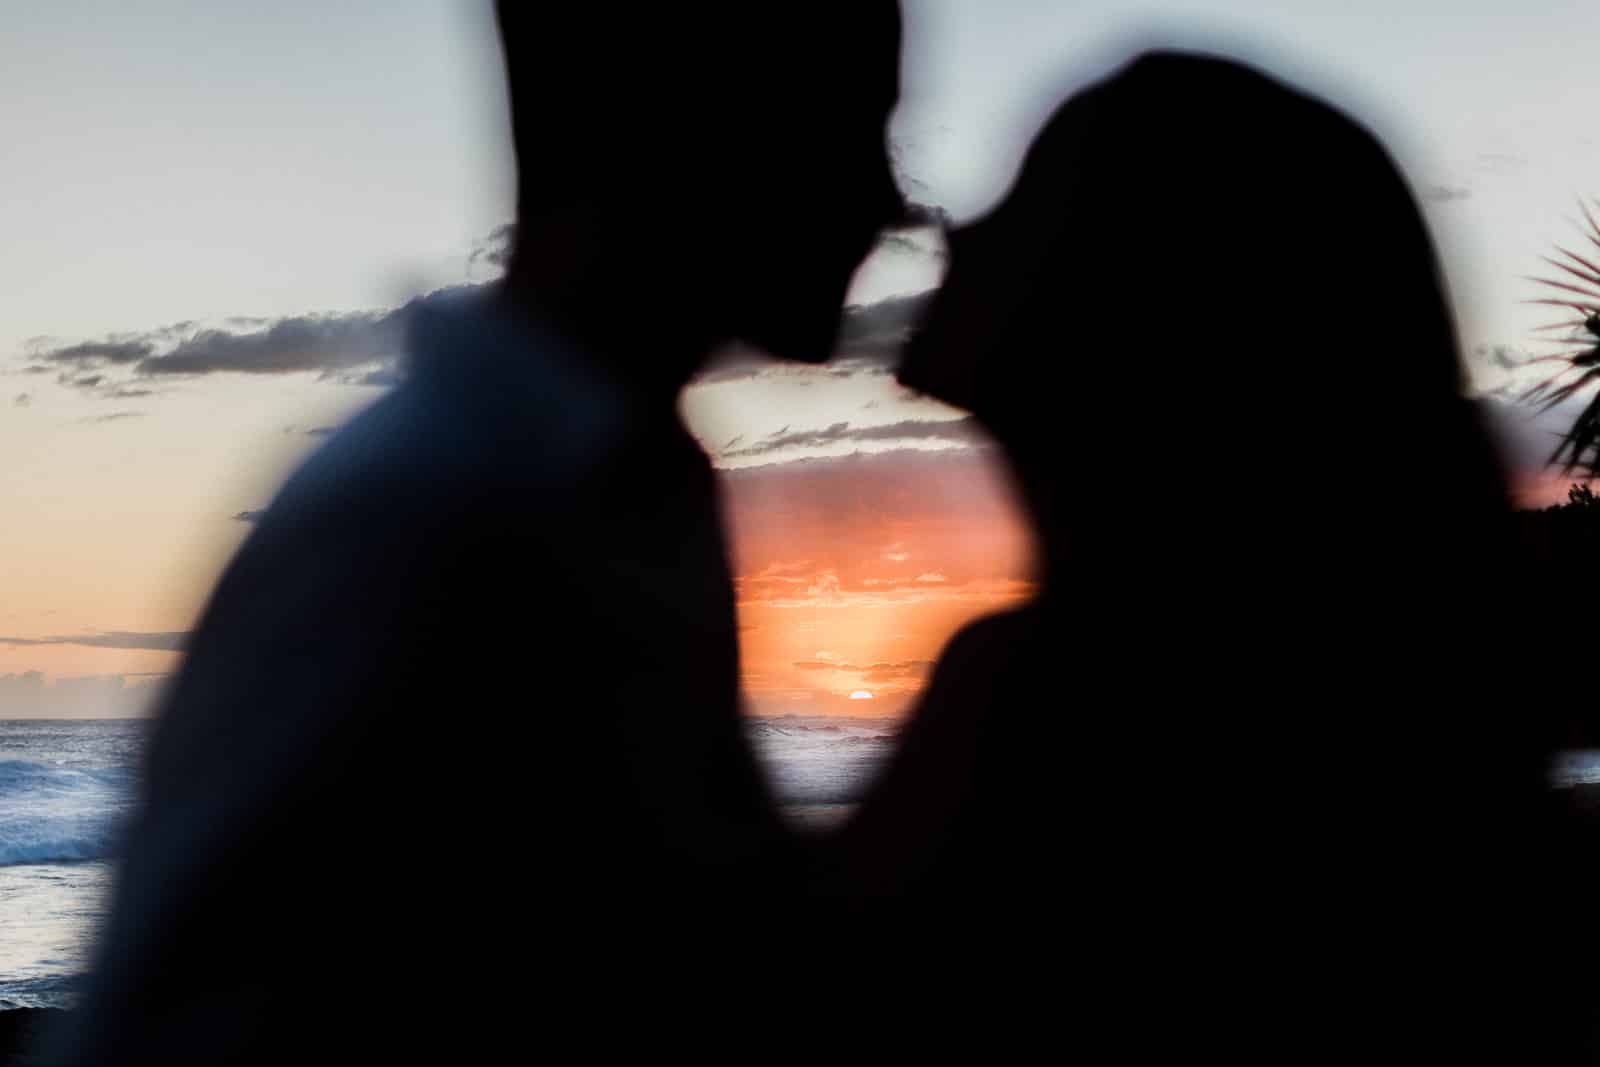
[4,0,1600,716]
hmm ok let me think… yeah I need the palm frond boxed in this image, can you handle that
[1523,215,1600,473]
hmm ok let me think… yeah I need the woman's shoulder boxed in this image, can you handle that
[923,602,1051,699]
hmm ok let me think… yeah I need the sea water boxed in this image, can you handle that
[0,719,146,1009]
[0,715,895,1011]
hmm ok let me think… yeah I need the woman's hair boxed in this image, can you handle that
[906,52,1508,540]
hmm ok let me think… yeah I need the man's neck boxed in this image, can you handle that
[498,257,715,404]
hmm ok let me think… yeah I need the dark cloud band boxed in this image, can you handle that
[26,285,485,388]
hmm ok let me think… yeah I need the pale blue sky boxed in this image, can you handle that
[0,0,510,345]
[6,1,1599,355]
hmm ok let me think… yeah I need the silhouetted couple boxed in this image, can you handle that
[46,4,1590,1064]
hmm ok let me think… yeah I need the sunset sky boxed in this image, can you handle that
[5,0,1600,716]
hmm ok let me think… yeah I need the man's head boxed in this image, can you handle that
[495,4,905,387]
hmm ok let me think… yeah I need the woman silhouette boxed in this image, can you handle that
[828,51,1587,1059]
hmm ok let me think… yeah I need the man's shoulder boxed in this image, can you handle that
[270,351,630,536]
[279,384,498,511]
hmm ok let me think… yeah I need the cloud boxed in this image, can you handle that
[28,284,486,390]
[862,663,931,684]
[754,560,816,577]
[720,416,979,460]
[722,446,1035,609]
[141,316,399,377]
[879,232,930,255]
[781,657,935,694]
[791,659,932,680]
[13,393,29,407]
[0,631,187,651]
[37,339,155,365]
[691,345,776,385]
[355,367,403,388]
[1473,344,1524,372]
[26,249,927,411]
[834,289,935,363]
[232,510,267,524]
[78,411,146,423]
[467,223,516,277]
[692,289,936,385]
[905,201,953,228]
[304,426,339,438]
[0,670,170,718]
[875,216,948,259]
[1423,184,1471,203]
[806,570,842,599]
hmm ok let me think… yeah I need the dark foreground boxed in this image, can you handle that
[4,782,1596,1064]
[0,1009,62,1066]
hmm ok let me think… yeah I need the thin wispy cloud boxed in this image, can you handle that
[720,415,979,460]
[467,222,516,277]
[0,631,187,651]
[792,658,933,682]
[693,289,935,385]
[1473,343,1524,372]
[834,290,934,361]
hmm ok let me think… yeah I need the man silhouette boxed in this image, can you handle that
[46,5,903,1061]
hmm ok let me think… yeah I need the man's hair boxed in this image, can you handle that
[494,4,900,211]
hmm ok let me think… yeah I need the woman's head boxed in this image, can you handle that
[900,51,1506,553]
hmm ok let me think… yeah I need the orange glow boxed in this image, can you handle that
[719,446,1036,718]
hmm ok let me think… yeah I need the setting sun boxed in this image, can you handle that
[848,690,874,700]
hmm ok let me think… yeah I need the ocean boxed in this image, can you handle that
[0,719,147,1011]
[744,714,901,829]
[0,714,895,1012]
